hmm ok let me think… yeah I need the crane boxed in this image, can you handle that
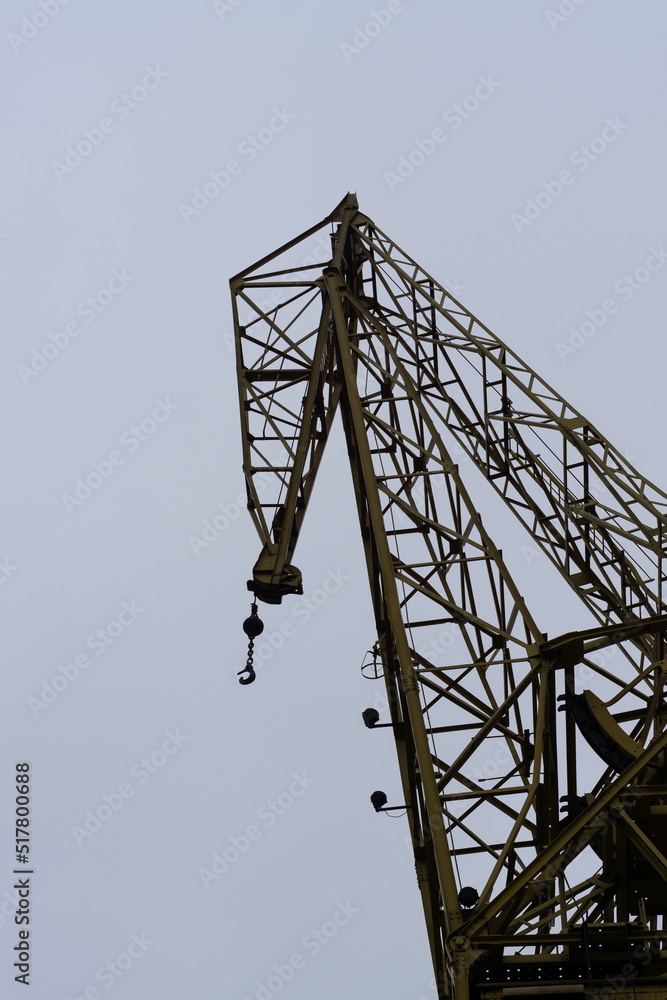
[231,192,667,1000]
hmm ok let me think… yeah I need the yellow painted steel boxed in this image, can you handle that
[233,195,667,1000]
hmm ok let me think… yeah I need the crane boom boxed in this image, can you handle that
[232,194,667,1000]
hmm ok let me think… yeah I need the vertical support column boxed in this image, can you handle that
[324,268,467,999]
[564,660,577,801]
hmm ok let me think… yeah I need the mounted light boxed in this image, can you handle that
[371,790,388,812]
[363,708,380,728]
[458,887,479,910]
[362,708,400,731]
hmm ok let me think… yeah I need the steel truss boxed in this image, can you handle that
[232,194,667,1000]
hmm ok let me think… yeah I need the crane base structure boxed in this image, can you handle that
[232,193,667,1000]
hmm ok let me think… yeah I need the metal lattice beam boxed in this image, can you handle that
[232,194,667,1000]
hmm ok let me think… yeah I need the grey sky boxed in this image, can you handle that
[2,2,667,998]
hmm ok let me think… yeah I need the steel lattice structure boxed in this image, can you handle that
[232,194,667,1000]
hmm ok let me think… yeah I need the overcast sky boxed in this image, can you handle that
[2,2,667,999]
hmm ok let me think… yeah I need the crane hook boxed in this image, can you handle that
[238,600,264,685]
